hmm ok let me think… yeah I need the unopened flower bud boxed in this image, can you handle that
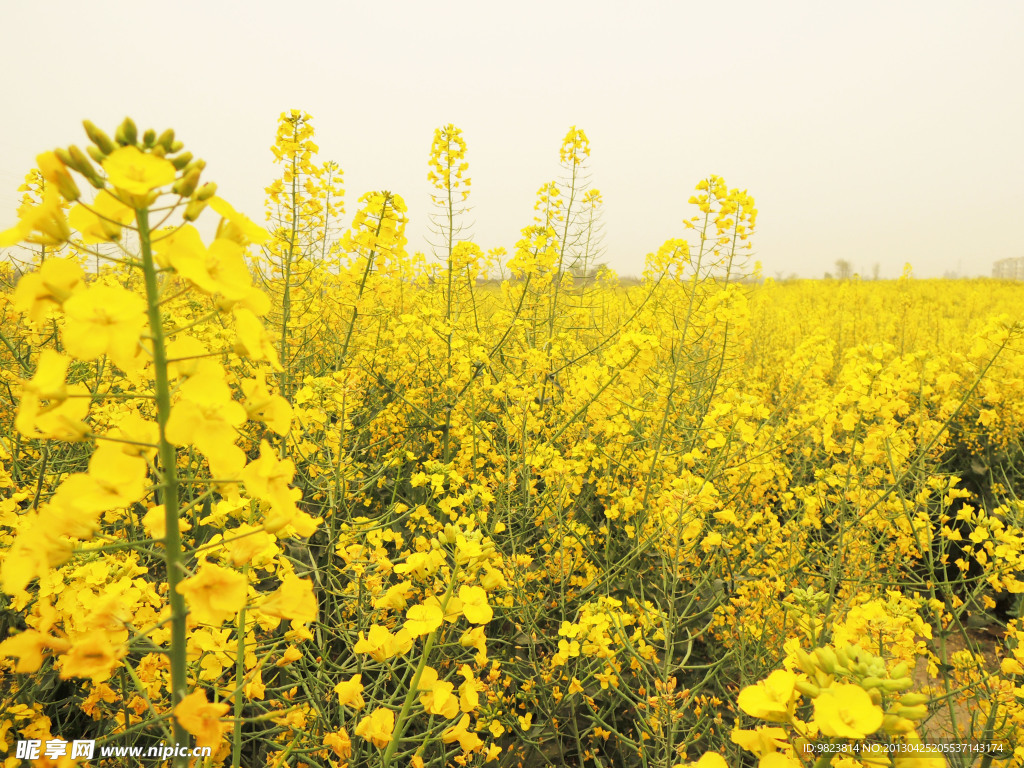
[67,145,105,189]
[861,676,885,690]
[814,647,838,674]
[36,151,80,202]
[195,182,218,201]
[794,647,818,675]
[115,117,138,146]
[86,145,106,164]
[183,198,208,222]
[881,677,913,692]
[82,120,115,154]
[898,693,929,707]
[171,151,194,171]
[143,128,157,147]
[170,140,184,152]
[173,168,202,198]
[896,704,928,720]
[158,129,176,152]
[889,661,910,678]
[880,715,917,734]
[795,679,821,698]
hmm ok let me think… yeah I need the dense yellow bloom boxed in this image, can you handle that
[174,689,230,750]
[812,683,884,739]
[176,563,248,625]
[355,707,395,749]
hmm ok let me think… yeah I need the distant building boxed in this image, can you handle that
[993,257,1024,280]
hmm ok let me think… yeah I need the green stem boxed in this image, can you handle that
[138,208,189,766]
[381,563,461,768]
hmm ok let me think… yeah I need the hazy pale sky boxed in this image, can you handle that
[2,1,1022,278]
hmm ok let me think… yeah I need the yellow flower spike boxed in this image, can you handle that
[355,708,395,749]
[175,562,248,626]
[737,669,799,722]
[812,683,884,739]
[102,145,176,203]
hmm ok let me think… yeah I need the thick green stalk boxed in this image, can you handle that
[137,209,189,764]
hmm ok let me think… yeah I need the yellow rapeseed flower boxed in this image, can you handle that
[355,708,395,749]
[812,683,884,739]
[736,669,798,722]
[176,562,248,626]
[173,689,229,750]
